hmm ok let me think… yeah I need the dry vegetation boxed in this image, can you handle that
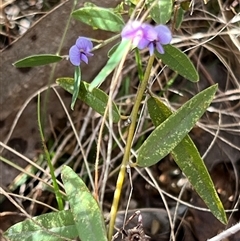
[0,0,240,240]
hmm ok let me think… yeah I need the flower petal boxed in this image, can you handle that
[142,23,157,41]
[69,45,81,66]
[137,37,150,49]
[80,53,88,64]
[121,21,142,39]
[121,21,145,47]
[156,43,164,54]
[148,42,155,56]
[69,37,93,66]
[121,21,158,52]
[121,21,172,56]
[75,37,93,51]
[155,25,172,45]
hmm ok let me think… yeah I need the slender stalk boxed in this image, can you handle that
[37,94,64,211]
[41,0,77,131]
[108,55,155,240]
[56,0,78,55]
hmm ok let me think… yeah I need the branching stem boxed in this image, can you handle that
[108,55,155,240]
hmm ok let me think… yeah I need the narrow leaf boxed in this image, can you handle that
[89,39,131,91]
[71,66,81,110]
[107,42,120,58]
[72,6,124,32]
[155,45,199,82]
[61,166,107,241]
[4,210,78,241]
[147,95,227,224]
[56,78,120,123]
[174,7,184,29]
[150,0,173,24]
[137,84,218,167]
[13,54,62,67]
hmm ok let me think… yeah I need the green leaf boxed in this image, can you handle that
[72,6,124,32]
[174,7,184,29]
[107,42,120,58]
[56,78,120,123]
[137,84,218,167]
[61,166,107,241]
[13,54,62,67]
[149,0,173,24]
[180,0,191,11]
[155,45,199,82]
[4,210,78,241]
[89,39,131,91]
[71,66,81,110]
[147,95,227,224]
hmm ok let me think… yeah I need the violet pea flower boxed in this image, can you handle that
[121,21,157,55]
[121,21,172,55]
[69,37,93,66]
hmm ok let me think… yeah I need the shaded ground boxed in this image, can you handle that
[0,0,240,240]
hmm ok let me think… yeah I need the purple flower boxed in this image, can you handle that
[121,21,172,55]
[121,21,157,53]
[69,37,93,66]
[154,25,172,54]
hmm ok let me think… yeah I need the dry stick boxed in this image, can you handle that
[93,41,131,202]
[145,167,176,241]
[52,87,95,190]
[207,222,240,241]
[0,84,58,154]
[108,55,155,240]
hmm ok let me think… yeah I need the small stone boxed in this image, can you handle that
[19,18,31,35]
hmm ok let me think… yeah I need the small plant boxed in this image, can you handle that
[3,0,231,241]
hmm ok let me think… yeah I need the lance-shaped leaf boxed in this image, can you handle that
[146,94,227,224]
[72,6,124,32]
[4,210,78,241]
[56,78,120,123]
[71,66,81,110]
[13,54,62,67]
[155,45,199,82]
[89,39,131,91]
[137,84,217,166]
[61,166,108,241]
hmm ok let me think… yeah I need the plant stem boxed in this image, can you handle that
[37,94,64,211]
[108,55,155,240]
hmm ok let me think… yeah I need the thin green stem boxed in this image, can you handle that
[37,94,64,211]
[108,55,155,240]
[41,0,77,131]
[56,0,78,55]
[135,49,144,81]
